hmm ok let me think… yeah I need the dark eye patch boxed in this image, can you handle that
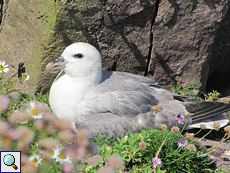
[73,53,83,58]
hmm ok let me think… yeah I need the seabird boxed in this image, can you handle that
[49,42,230,138]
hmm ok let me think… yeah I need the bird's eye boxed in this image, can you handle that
[73,53,83,58]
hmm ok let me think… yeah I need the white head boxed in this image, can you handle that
[51,42,102,83]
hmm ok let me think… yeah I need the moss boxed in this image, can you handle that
[33,1,58,66]
[28,1,59,91]
[36,1,90,93]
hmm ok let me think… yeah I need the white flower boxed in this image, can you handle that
[21,73,30,82]
[26,102,44,119]
[20,120,28,124]
[0,60,9,73]
[28,154,42,167]
[52,146,72,164]
[39,149,56,160]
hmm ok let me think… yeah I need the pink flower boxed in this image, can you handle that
[8,128,20,140]
[152,157,162,168]
[98,167,114,173]
[65,145,86,162]
[175,114,185,124]
[178,138,187,148]
[108,155,124,169]
[0,96,10,113]
[62,162,73,173]
[138,140,147,150]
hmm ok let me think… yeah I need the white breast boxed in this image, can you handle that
[49,71,91,129]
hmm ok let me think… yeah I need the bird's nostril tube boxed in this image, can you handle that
[55,56,65,63]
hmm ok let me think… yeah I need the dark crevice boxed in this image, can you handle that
[0,0,9,33]
[206,4,230,96]
[0,0,3,26]
[144,0,160,76]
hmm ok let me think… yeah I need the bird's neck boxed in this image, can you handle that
[49,70,102,128]
[51,70,102,105]
[65,69,101,91]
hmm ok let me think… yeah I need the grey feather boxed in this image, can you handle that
[75,71,230,138]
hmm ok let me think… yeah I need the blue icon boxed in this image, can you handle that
[3,154,18,170]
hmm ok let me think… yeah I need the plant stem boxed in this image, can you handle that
[194,129,202,136]
[149,112,157,131]
[22,81,36,101]
[198,129,213,142]
[180,118,188,134]
[155,137,167,158]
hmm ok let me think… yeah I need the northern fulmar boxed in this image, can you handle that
[49,42,230,138]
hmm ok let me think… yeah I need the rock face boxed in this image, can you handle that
[0,0,230,95]
[0,0,57,94]
[149,0,230,92]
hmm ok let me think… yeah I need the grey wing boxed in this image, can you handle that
[75,71,230,138]
[77,71,160,118]
[75,72,162,138]
[95,71,161,93]
[75,112,154,139]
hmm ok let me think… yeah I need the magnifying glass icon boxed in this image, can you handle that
[3,154,18,170]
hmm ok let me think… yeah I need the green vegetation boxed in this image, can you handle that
[171,79,221,102]
[171,79,202,100]
[87,129,214,172]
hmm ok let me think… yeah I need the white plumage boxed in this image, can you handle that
[49,42,230,138]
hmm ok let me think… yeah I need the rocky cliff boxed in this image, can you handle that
[0,0,229,95]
